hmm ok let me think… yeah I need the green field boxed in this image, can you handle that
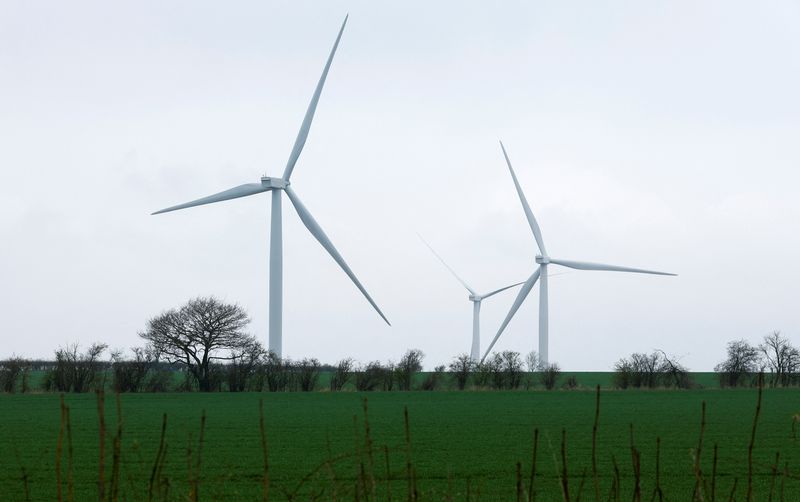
[2,388,798,500]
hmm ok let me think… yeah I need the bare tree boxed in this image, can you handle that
[759,331,799,387]
[500,351,524,389]
[448,354,474,390]
[330,358,354,391]
[612,357,633,389]
[0,356,31,393]
[714,339,761,388]
[140,297,254,392]
[47,343,108,393]
[539,362,561,390]
[111,347,156,393]
[525,351,540,372]
[355,361,386,391]
[656,350,692,389]
[630,352,660,388]
[296,358,321,392]
[422,365,446,390]
[226,339,265,392]
[395,349,424,391]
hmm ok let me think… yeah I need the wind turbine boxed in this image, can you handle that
[419,236,522,362]
[481,141,676,365]
[152,16,390,357]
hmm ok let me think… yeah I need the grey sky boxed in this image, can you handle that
[1,1,799,370]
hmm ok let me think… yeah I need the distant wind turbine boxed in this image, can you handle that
[481,141,676,365]
[152,16,390,357]
[419,235,522,362]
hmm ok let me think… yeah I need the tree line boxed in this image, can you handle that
[1,296,796,393]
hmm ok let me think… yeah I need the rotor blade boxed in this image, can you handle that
[417,233,476,296]
[549,258,677,276]
[282,15,348,181]
[284,186,390,325]
[481,281,525,299]
[500,141,547,256]
[152,183,271,215]
[481,268,541,363]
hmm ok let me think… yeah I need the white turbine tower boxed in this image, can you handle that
[152,16,390,357]
[482,141,676,365]
[419,236,522,361]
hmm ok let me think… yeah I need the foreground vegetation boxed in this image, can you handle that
[2,384,799,500]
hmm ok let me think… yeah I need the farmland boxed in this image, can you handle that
[1,386,799,500]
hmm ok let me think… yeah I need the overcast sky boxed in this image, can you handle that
[1,1,799,370]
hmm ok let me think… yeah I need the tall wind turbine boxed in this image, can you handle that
[419,236,522,361]
[482,141,676,365]
[152,16,390,357]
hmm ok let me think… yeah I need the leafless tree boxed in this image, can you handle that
[46,343,108,392]
[111,347,157,393]
[612,357,634,389]
[330,358,354,391]
[261,351,292,392]
[714,339,761,387]
[226,339,265,392]
[355,361,386,391]
[759,331,800,387]
[395,349,424,391]
[296,358,321,392]
[448,354,474,390]
[421,365,446,390]
[656,350,692,389]
[473,358,497,388]
[630,352,660,388]
[139,297,254,392]
[525,351,540,372]
[0,356,30,393]
[539,362,561,390]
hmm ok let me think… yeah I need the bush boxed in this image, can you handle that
[263,352,291,392]
[448,354,474,390]
[0,356,30,393]
[539,362,561,390]
[47,343,108,393]
[421,365,446,391]
[395,349,424,391]
[330,358,354,391]
[111,347,154,393]
[355,361,386,391]
[296,358,321,392]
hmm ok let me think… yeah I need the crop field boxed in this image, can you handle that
[1,387,799,500]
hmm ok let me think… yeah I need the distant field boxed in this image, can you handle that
[2,387,799,500]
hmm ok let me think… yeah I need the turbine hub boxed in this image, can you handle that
[261,177,288,189]
[535,255,550,264]
[469,294,481,302]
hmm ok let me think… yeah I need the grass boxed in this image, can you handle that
[1,387,799,500]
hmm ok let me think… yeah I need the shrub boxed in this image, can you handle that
[330,358,354,391]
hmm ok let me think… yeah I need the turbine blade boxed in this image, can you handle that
[284,186,391,325]
[282,15,348,181]
[417,233,477,296]
[481,268,541,362]
[500,141,547,256]
[152,183,270,215]
[549,258,677,276]
[481,281,525,299]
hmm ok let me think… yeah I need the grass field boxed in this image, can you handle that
[1,387,798,500]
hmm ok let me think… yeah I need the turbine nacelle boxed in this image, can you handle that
[468,294,481,302]
[261,177,289,189]
[535,255,550,264]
